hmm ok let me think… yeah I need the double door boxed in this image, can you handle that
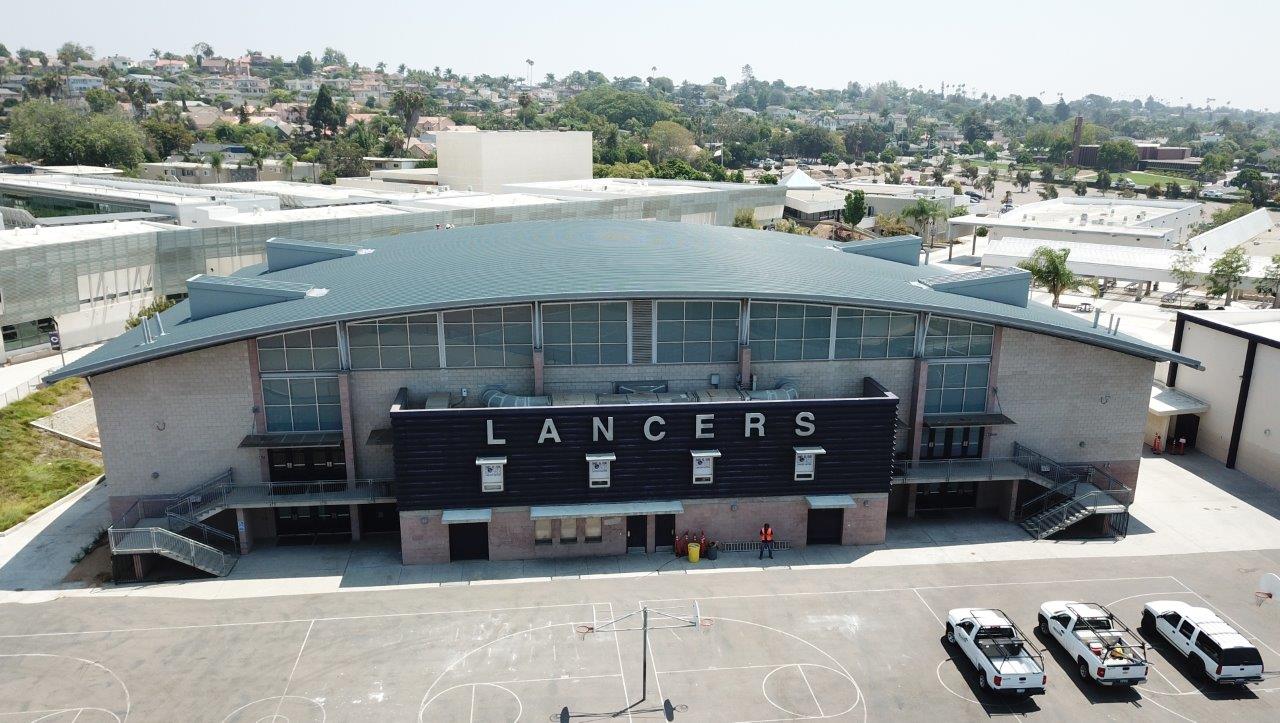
[919,426,984,460]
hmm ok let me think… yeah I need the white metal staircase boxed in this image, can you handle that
[107,470,239,577]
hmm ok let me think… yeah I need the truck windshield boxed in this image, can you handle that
[1220,648,1263,666]
[1078,617,1113,631]
[977,626,1016,639]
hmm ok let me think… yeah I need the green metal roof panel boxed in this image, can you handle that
[47,220,1199,381]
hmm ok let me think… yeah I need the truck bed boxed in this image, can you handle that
[1074,630,1146,665]
[979,639,1045,675]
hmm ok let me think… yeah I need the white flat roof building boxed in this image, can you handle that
[436,130,593,192]
[1163,310,1280,485]
[984,237,1274,286]
[950,197,1203,249]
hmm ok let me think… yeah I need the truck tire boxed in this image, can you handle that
[946,623,956,644]
[1078,658,1090,681]
[1141,610,1155,634]
[977,670,989,690]
[1038,615,1049,635]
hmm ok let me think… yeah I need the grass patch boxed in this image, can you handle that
[1113,171,1195,188]
[0,378,102,532]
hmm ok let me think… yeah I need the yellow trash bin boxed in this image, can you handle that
[687,542,701,563]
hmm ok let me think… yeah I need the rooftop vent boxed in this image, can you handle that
[265,237,371,272]
[186,274,317,320]
[918,267,1031,308]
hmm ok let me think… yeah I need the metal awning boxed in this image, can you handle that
[794,445,827,455]
[923,412,1016,429]
[238,431,345,448]
[441,508,492,524]
[366,428,394,446]
[585,452,617,462]
[1149,383,1209,417]
[806,494,855,509]
[529,500,684,520]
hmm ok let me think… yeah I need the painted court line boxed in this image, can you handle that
[641,575,1178,606]
[912,588,943,625]
[607,603,634,723]
[1172,575,1280,660]
[796,664,824,718]
[0,600,606,640]
[273,619,314,721]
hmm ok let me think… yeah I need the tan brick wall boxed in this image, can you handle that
[677,497,810,547]
[399,511,450,564]
[487,508,626,561]
[842,494,888,545]
[994,328,1154,475]
[92,341,261,503]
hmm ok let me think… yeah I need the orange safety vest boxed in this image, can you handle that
[760,527,773,542]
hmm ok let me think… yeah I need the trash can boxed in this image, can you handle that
[687,542,701,563]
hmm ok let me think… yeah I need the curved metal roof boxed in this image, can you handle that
[48,220,1198,381]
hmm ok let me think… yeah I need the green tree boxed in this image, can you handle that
[901,198,947,247]
[647,120,694,162]
[1096,140,1139,171]
[1196,202,1254,233]
[842,190,866,227]
[1037,183,1059,200]
[1169,248,1202,303]
[1073,181,1088,196]
[84,87,117,113]
[820,152,839,166]
[307,84,346,136]
[873,212,915,237]
[758,172,778,185]
[1205,246,1251,306]
[1165,182,1183,199]
[124,297,176,330]
[7,101,144,167]
[1256,253,1280,308]
[296,52,314,76]
[55,42,93,67]
[208,151,223,181]
[732,208,757,229]
[390,89,434,141]
[1039,164,1055,184]
[1015,170,1032,192]
[1017,246,1086,307]
[141,105,195,158]
[1095,170,1111,196]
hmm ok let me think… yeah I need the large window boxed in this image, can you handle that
[443,305,533,368]
[834,307,917,359]
[655,300,740,364]
[542,302,629,365]
[748,303,831,361]
[924,362,989,414]
[923,318,994,358]
[348,314,440,370]
[257,326,340,372]
[2,318,55,351]
[263,377,342,432]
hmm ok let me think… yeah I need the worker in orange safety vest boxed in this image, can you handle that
[759,523,774,560]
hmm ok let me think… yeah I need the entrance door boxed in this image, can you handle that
[626,515,648,551]
[274,504,352,543]
[654,514,676,551]
[807,508,844,545]
[360,503,399,535]
[268,448,346,482]
[1173,414,1199,449]
[449,523,489,561]
[919,427,984,460]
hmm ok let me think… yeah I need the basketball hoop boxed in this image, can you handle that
[574,624,595,640]
[1254,591,1273,607]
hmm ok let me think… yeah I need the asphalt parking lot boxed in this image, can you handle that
[0,548,1277,721]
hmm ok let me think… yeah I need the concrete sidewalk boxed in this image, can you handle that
[3,450,1277,604]
[0,345,100,406]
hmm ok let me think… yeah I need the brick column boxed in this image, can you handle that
[532,347,545,395]
[235,507,252,554]
[738,345,752,389]
[645,514,656,553]
[245,339,270,482]
[349,504,362,542]
[337,374,357,481]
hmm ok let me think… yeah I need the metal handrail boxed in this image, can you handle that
[1023,490,1118,537]
[892,456,1022,484]
[107,526,234,575]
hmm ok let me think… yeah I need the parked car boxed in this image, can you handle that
[1142,601,1264,684]
[946,608,1047,695]
[1038,602,1148,685]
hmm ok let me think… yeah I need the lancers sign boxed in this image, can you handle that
[392,396,899,511]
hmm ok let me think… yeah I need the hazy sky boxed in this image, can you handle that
[7,0,1277,111]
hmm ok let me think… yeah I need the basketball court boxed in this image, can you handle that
[0,553,1278,721]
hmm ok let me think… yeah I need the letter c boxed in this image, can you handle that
[644,416,666,441]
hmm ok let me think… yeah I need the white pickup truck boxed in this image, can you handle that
[946,608,1047,695]
[1141,601,1265,684]
[1037,601,1149,685]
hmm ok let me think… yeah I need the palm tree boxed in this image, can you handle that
[209,152,224,182]
[1018,246,1087,307]
[151,48,162,60]
[901,198,947,260]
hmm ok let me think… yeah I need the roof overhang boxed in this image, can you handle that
[806,494,855,509]
[923,412,1016,428]
[238,431,344,448]
[441,508,492,524]
[1148,384,1209,417]
[529,500,684,520]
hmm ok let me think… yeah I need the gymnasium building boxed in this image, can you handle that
[47,221,1199,577]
